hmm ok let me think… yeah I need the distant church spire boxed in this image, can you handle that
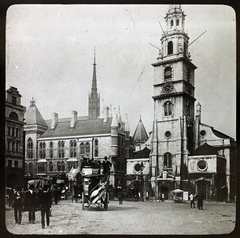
[89,48,100,120]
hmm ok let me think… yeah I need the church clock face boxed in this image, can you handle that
[162,82,174,94]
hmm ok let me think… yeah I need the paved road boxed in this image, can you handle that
[4,199,236,235]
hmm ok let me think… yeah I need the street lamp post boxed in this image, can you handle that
[140,162,145,202]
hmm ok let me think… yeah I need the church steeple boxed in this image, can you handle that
[89,48,100,120]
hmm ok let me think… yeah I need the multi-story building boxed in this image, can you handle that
[149,5,236,201]
[24,52,134,188]
[5,87,26,188]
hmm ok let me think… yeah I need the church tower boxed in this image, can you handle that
[151,5,197,195]
[88,49,100,120]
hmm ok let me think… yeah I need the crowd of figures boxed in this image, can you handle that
[6,184,52,229]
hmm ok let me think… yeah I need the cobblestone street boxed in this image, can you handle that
[4,199,236,235]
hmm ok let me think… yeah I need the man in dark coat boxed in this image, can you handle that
[24,184,37,223]
[13,187,24,224]
[196,192,204,210]
[102,156,112,176]
[117,181,123,205]
[39,185,52,229]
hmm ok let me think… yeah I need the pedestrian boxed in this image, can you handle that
[39,185,52,229]
[52,185,59,205]
[103,156,112,176]
[196,192,204,210]
[189,193,195,208]
[13,187,24,224]
[117,181,123,205]
[24,184,37,224]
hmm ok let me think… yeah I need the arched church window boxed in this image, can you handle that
[95,139,98,157]
[58,141,65,158]
[164,101,173,116]
[38,163,45,173]
[9,112,18,121]
[27,138,33,159]
[57,161,61,172]
[70,140,77,158]
[176,19,179,26]
[168,41,173,55]
[164,152,172,169]
[39,142,46,159]
[170,20,173,28]
[80,142,85,155]
[164,67,172,81]
[49,142,53,158]
[85,142,90,154]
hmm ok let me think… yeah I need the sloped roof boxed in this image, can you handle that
[193,143,218,156]
[24,102,47,127]
[212,128,232,139]
[133,147,151,158]
[39,117,113,138]
[133,117,148,143]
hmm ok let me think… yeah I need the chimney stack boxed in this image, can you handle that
[103,106,109,123]
[70,110,78,128]
[51,112,58,129]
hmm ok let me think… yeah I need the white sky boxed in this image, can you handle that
[6,4,236,139]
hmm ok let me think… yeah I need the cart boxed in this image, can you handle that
[172,189,184,203]
[81,166,109,211]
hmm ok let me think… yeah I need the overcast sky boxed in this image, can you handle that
[6,4,236,139]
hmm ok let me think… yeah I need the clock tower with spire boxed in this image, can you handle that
[150,5,197,198]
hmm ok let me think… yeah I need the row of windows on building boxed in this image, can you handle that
[7,126,19,137]
[27,138,99,159]
[25,160,125,174]
[25,161,78,174]
[7,160,19,168]
[7,140,20,153]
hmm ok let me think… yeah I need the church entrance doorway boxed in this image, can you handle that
[161,186,169,200]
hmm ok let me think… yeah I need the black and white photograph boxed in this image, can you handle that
[4,3,237,235]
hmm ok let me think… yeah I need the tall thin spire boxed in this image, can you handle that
[92,47,97,92]
[89,48,100,119]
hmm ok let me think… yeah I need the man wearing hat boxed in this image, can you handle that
[13,187,23,224]
[24,184,37,224]
[39,185,52,229]
[102,156,112,176]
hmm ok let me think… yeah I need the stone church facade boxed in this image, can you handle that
[148,5,236,202]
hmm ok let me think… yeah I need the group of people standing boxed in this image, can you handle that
[9,184,52,229]
[81,156,112,176]
[189,192,204,210]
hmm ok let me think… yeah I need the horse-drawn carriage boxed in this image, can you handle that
[81,166,109,210]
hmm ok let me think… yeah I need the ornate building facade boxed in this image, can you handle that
[149,5,236,202]
[23,52,134,188]
[5,87,26,188]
